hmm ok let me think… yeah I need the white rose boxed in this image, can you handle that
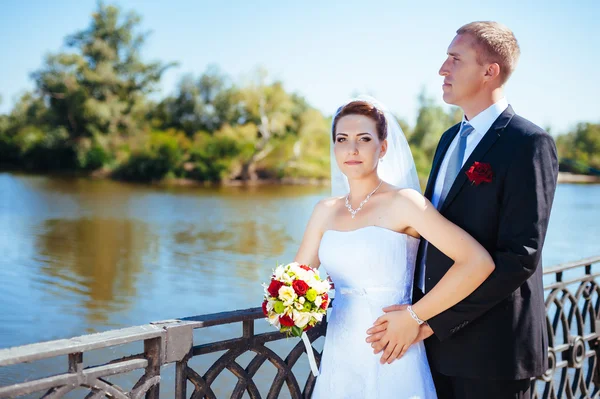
[278,286,297,306]
[280,272,294,284]
[288,262,302,273]
[292,310,311,328]
[314,296,323,308]
[305,275,320,288]
[311,312,324,322]
[301,269,316,282]
[312,280,330,295]
[267,299,275,313]
[292,269,305,281]
[273,265,286,280]
[299,296,305,304]
[268,313,280,328]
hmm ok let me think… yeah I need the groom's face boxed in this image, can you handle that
[439,34,487,106]
[334,115,386,179]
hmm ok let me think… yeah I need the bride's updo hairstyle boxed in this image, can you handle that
[332,101,387,143]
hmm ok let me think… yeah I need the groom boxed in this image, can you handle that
[367,21,558,398]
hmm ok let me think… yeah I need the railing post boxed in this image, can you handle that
[156,320,194,399]
[68,352,83,373]
[175,359,188,399]
[243,319,254,339]
[144,337,162,399]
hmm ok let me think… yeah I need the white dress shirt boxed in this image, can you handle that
[418,98,509,291]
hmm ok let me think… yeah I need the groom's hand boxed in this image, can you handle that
[415,323,434,344]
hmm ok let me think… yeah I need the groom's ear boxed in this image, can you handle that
[484,63,501,82]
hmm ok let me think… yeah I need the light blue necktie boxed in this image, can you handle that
[437,122,474,209]
[418,122,474,292]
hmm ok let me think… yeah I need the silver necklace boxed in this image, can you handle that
[345,180,383,219]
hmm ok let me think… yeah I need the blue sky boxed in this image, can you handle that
[1,0,598,135]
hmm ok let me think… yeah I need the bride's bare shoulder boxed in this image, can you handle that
[320,195,344,206]
[315,196,344,213]
[305,196,342,230]
[391,188,429,210]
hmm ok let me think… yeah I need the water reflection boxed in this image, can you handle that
[35,217,156,326]
[173,221,290,255]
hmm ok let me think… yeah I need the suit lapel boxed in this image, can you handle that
[424,124,461,200]
[439,105,516,214]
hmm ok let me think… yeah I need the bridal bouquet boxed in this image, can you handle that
[262,262,331,337]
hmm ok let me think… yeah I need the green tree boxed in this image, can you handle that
[153,65,239,135]
[228,69,298,180]
[259,108,330,179]
[409,89,461,182]
[556,123,600,174]
[0,93,64,169]
[31,2,175,143]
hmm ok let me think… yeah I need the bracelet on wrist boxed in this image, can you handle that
[407,305,425,325]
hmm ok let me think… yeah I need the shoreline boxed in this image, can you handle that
[557,172,600,184]
[2,169,598,187]
[156,176,330,187]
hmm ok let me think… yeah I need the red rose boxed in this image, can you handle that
[292,279,309,295]
[262,300,268,316]
[320,293,329,309]
[279,314,295,327]
[465,162,493,186]
[267,279,284,297]
[299,264,312,271]
[303,324,313,331]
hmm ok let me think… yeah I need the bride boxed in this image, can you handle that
[294,97,494,398]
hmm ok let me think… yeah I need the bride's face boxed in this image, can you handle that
[334,114,387,179]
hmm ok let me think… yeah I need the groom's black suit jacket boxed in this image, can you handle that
[414,106,558,380]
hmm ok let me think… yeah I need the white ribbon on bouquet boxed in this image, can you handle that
[301,332,319,377]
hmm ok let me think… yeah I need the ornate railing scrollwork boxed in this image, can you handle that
[177,311,326,399]
[533,256,600,399]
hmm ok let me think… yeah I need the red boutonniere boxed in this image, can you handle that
[465,162,493,185]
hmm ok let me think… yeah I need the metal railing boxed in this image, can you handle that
[533,256,600,399]
[1,256,599,399]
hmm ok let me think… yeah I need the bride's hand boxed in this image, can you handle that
[370,310,420,364]
[365,304,408,343]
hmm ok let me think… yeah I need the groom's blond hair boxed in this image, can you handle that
[457,21,520,85]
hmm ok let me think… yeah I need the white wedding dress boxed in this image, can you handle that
[312,225,437,399]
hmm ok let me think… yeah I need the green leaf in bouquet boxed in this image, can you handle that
[291,326,303,337]
[281,326,291,335]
